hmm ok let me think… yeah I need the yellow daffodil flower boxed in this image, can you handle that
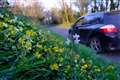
[50,63,59,70]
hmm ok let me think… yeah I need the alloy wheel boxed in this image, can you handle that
[90,37,102,53]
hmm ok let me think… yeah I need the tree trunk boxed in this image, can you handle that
[110,0,115,11]
[61,0,70,23]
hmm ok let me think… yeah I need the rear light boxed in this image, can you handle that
[100,25,118,33]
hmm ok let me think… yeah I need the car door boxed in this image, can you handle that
[77,24,92,44]
[72,17,89,44]
[73,16,102,44]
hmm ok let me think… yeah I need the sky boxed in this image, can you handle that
[8,0,60,9]
[8,0,77,10]
[40,0,78,11]
[40,0,59,10]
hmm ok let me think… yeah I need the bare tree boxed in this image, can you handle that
[74,0,89,15]
[11,0,44,21]
[115,0,120,10]
[50,7,62,24]
[60,0,70,23]
[10,0,23,15]
[25,1,44,20]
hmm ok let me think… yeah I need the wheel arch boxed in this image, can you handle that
[87,30,100,45]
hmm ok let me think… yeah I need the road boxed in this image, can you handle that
[49,26,120,64]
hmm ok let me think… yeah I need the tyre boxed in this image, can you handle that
[89,37,103,53]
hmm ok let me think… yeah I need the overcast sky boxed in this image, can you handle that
[40,0,78,11]
[8,0,77,10]
[40,0,59,10]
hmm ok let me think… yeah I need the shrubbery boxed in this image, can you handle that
[0,9,120,80]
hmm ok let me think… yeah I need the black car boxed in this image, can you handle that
[68,11,120,53]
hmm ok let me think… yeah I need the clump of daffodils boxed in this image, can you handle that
[50,63,59,71]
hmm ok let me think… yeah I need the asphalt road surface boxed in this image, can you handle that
[48,26,120,64]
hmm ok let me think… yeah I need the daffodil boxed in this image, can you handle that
[34,52,42,59]
[8,25,14,31]
[0,22,3,28]
[53,47,59,53]
[81,64,88,70]
[59,48,64,53]
[26,30,35,37]
[37,44,42,48]
[95,68,101,72]
[19,37,25,45]
[44,48,48,52]
[50,63,59,70]
[25,42,32,50]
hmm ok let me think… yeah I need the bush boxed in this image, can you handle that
[1,10,120,80]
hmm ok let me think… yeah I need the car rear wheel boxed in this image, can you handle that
[89,37,102,53]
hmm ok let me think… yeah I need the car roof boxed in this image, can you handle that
[83,12,104,21]
[86,11,120,17]
[79,11,120,20]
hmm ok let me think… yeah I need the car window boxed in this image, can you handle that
[104,13,120,28]
[75,17,87,27]
[88,18,102,24]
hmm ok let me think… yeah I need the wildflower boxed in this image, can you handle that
[44,48,48,52]
[11,30,16,35]
[8,25,14,31]
[25,42,32,50]
[34,52,42,59]
[50,63,59,70]
[65,38,71,45]
[81,64,88,70]
[37,44,42,48]
[19,37,25,44]
[3,22,8,27]
[95,68,101,72]
[53,47,59,53]
[0,22,3,28]
[8,25,17,35]
[26,30,35,37]
[59,48,64,53]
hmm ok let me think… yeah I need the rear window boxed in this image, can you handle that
[104,13,120,27]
